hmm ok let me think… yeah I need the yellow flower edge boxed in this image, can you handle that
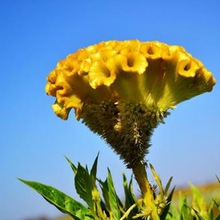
[45,40,215,120]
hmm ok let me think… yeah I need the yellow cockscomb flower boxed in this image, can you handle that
[45,40,215,168]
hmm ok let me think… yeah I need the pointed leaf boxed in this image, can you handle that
[122,173,138,219]
[123,173,134,207]
[90,153,99,178]
[75,163,93,209]
[18,178,91,219]
[98,178,110,210]
[106,169,121,219]
[164,176,173,195]
[98,170,121,219]
[160,187,175,219]
[213,199,220,208]
[178,192,191,219]
[149,163,163,196]
[65,156,77,175]
[90,154,99,186]
[190,184,207,214]
[216,175,220,183]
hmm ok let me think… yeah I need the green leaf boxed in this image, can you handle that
[122,173,138,217]
[149,163,164,196]
[164,176,173,195]
[18,178,91,220]
[98,169,121,219]
[90,153,99,178]
[213,199,220,208]
[75,163,94,209]
[160,187,175,220]
[99,178,110,210]
[65,156,77,175]
[90,154,99,186]
[216,175,220,184]
[123,173,131,208]
[106,169,121,219]
[190,184,208,216]
[178,193,191,220]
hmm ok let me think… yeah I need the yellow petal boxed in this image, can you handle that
[89,60,116,89]
[115,52,148,74]
[52,102,70,120]
[140,42,162,59]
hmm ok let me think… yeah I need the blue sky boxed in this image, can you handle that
[0,0,220,219]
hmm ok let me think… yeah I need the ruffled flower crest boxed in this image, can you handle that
[45,40,215,167]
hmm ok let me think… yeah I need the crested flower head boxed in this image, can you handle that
[45,40,215,167]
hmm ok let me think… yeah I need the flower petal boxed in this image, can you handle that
[116,52,148,74]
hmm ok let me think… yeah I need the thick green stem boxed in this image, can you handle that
[132,163,150,198]
[132,162,160,220]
